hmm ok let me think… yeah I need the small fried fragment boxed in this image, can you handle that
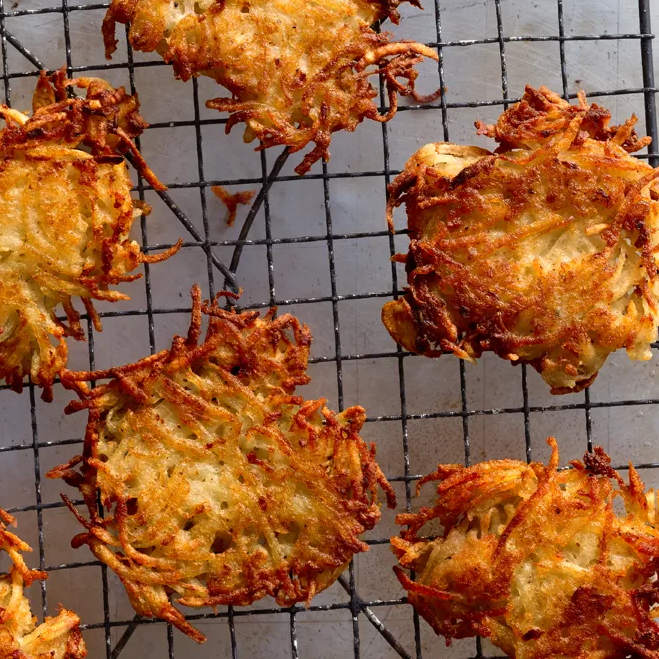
[102,0,439,174]
[0,508,87,658]
[48,285,395,643]
[0,68,179,401]
[212,185,256,226]
[393,439,659,659]
[383,86,659,393]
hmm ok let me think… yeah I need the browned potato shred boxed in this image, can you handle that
[48,286,395,643]
[0,67,178,401]
[0,508,87,658]
[102,0,440,174]
[383,86,659,393]
[392,439,659,659]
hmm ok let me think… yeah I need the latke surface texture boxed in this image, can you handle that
[103,0,439,174]
[392,439,659,659]
[48,286,395,643]
[382,86,659,393]
[0,68,176,401]
[0,509,87,659]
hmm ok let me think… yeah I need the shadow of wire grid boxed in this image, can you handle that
[0,0,657,658]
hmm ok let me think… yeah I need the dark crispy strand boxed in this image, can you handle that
[48,285,395,643]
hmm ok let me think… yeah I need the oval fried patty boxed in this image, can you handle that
[48,286,395,643]
[102,0,439,174]
[0,68,178,401]
[392,439,659,659]
[383,86,659,394]
[0,509,86,659]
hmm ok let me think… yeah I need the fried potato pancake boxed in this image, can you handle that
[382,86,659,393]
[0,508,86,658]
[392,439,659,659]
[0,68,178,402]
[47,285,395,643]
[102,0,439,174]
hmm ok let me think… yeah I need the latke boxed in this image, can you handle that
[382,86,659,393]
[0,68,178,401]
[392,439,659,659]
[102,0,439,174]
[48,285,395,643]
[0,508,87,659]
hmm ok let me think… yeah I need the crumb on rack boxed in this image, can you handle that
[212,185,256,226]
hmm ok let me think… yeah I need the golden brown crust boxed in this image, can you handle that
[0,508,87,659]
[0,68,179,401]
[102,0,439,174]
[383,86,659,394]
[47,285,395,643]
[392,439,659,659]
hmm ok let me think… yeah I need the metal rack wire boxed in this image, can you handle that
[0,1,657,658]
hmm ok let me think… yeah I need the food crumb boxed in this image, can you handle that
[212,185,256,226]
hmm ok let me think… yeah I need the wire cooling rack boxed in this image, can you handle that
[0,1,658,658]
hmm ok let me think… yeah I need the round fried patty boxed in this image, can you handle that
[383,86,659,393]
[49,286,395,643]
